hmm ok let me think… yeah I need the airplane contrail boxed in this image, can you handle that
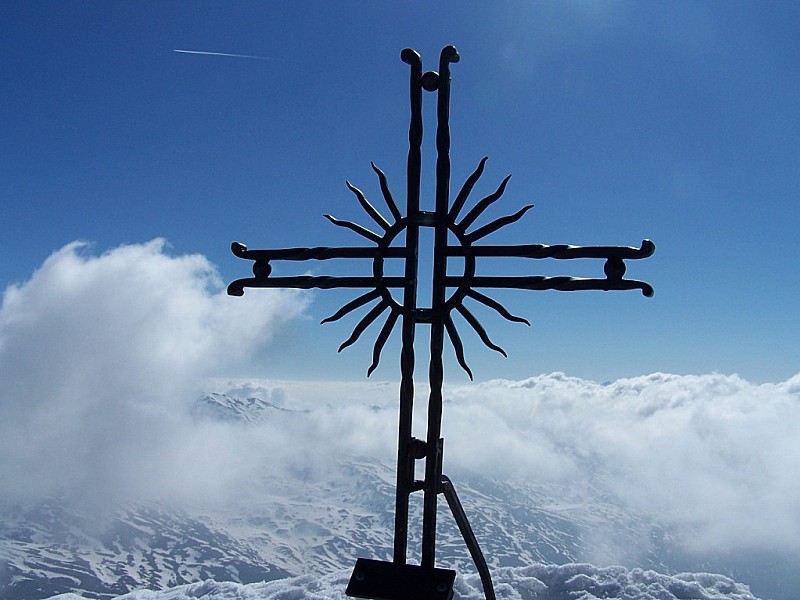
[173,49,277,61]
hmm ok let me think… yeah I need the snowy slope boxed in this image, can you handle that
[191,393,297,423]
[47,564,760,600]
[209,458,672,576]
[0,501,288,599]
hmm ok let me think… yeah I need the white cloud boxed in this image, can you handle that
[207,370,800,557]
[442,372,800,553]
[0,239,307,507]
[1,241,798,561]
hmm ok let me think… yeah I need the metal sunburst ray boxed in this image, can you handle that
[455,303,507,357]
[456,174,511,232]
[321,289,382,324]
[466,289,530,325]
[367,309,401,377]
[370,163,402,222]
[346,181,391,231]
[337,299,391,352]
[444,314,473,380]
[324,214,383,243]
[465,204,535,243]
[449,157,488,222]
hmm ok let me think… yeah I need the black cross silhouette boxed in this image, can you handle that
[228,46,654,600]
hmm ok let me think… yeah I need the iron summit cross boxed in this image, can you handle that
[228,46,654,600]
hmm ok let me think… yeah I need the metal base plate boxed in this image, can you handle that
[346,558,456,600]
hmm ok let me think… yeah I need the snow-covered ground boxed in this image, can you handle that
[48,563,760,600]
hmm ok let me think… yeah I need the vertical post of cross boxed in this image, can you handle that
[422,45,460,569]
[393,48,422,566]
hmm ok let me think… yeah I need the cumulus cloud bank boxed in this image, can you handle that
[207,371,800,557]
[0,240,306,507]
[442,372,800,553]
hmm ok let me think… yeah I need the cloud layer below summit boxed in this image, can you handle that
[1,240,798,557]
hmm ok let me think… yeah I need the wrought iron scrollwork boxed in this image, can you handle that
[228,46,654,600]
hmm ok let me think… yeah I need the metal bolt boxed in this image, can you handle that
[421,71,439,91]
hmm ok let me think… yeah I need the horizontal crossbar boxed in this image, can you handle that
[447,275,654,296]
[232,243,407,261]
[446,240,655,260]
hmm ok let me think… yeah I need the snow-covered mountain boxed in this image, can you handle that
[191,393,297,424]
[50,563,761,600]
[0,500,288,599]
[0,390,786,599]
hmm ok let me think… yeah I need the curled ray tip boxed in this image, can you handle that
[231,241,248,256]
[345,181,364,198]
[227,281,245,297]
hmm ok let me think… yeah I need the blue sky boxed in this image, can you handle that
[2,1,799,384]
